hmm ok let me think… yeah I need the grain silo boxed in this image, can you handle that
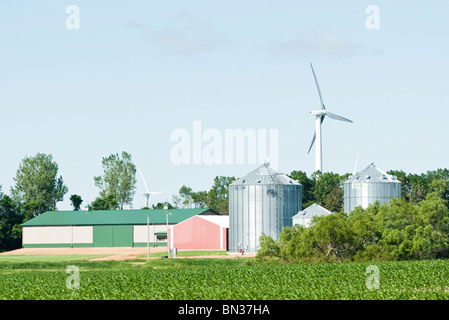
[292,203,332,227]
[344,162,401,213]
[229,162,302,253]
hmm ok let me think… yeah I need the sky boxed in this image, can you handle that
[0,1,448,210]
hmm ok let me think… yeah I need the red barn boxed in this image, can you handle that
[169,215,229,251]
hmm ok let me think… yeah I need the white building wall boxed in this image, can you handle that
[292,218,312,227]
[133,224,173,243]
[23,226,93,244]
[73,226,93,243]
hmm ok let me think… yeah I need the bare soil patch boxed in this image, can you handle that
[0,247,256,261]
[0,247,165,261]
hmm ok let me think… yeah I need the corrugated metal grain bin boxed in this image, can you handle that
[292,203,332,227]
[229,162,302,253]
[344,162,401,213]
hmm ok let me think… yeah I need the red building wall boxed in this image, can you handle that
[170,216,228,250]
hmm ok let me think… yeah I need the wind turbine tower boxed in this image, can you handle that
[307,63,353,175]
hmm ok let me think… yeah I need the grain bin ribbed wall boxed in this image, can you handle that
[344,163,401,214]
[229,162,302,253]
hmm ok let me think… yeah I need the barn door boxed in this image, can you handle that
[93,225,133,247]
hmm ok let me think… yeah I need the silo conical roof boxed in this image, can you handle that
[346,162,399,184]
[292,203,332,220]
[231,162,301,186]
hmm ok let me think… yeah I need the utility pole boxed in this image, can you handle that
[164,205,172,258]
[147,215,150,260]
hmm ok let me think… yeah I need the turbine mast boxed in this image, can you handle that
[143,194,150,208]
[315,115,322,174]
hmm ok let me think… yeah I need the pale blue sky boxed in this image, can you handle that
[1,1,448,210]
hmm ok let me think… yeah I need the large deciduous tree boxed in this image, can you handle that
[11,153,68,218]
[93,151,137,210]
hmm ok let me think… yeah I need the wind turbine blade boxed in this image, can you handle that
[310,63,325,110]
[325,111,353,123]
[149,191,164,195]
[307,115,325,154]
[137,167,150,193]
[307,131,316,154]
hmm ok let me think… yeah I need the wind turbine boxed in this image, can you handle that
[137,168,163,209]
[307,63,353,175]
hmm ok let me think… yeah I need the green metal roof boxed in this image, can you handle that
[22,208,216,227]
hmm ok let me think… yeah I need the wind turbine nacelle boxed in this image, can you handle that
[310,110,326,116]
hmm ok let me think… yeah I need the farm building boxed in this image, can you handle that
[169,215,229,251]
[21,208,217,248]
[292,203,332,227]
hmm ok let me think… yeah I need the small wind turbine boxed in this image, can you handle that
[137,168,163,208]
[307,63,353,175]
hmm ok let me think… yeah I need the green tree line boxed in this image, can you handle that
[257,178,449,264]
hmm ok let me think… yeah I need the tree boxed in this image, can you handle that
[90,195,119,211]
[388,170,409,201]
[172,176,235,214]
[21,200,47,220]
[388,169,449,206]
[0,194,23,251]
[94,151,137,210]
[257,189,449,264]
[256,234,281,263]
[151,202,175,210]
[174,186,208,209]
[288,170,316,208]
[206,176,236,214]
[313,172,348,207]
[191,191,208,208]
[70,194,83,211]
[178,185,193,208]
[171,194,182,209]
[288,170,348,210]
[426,169,449,202]
[11,153,68,217]
[324,186,344,212]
